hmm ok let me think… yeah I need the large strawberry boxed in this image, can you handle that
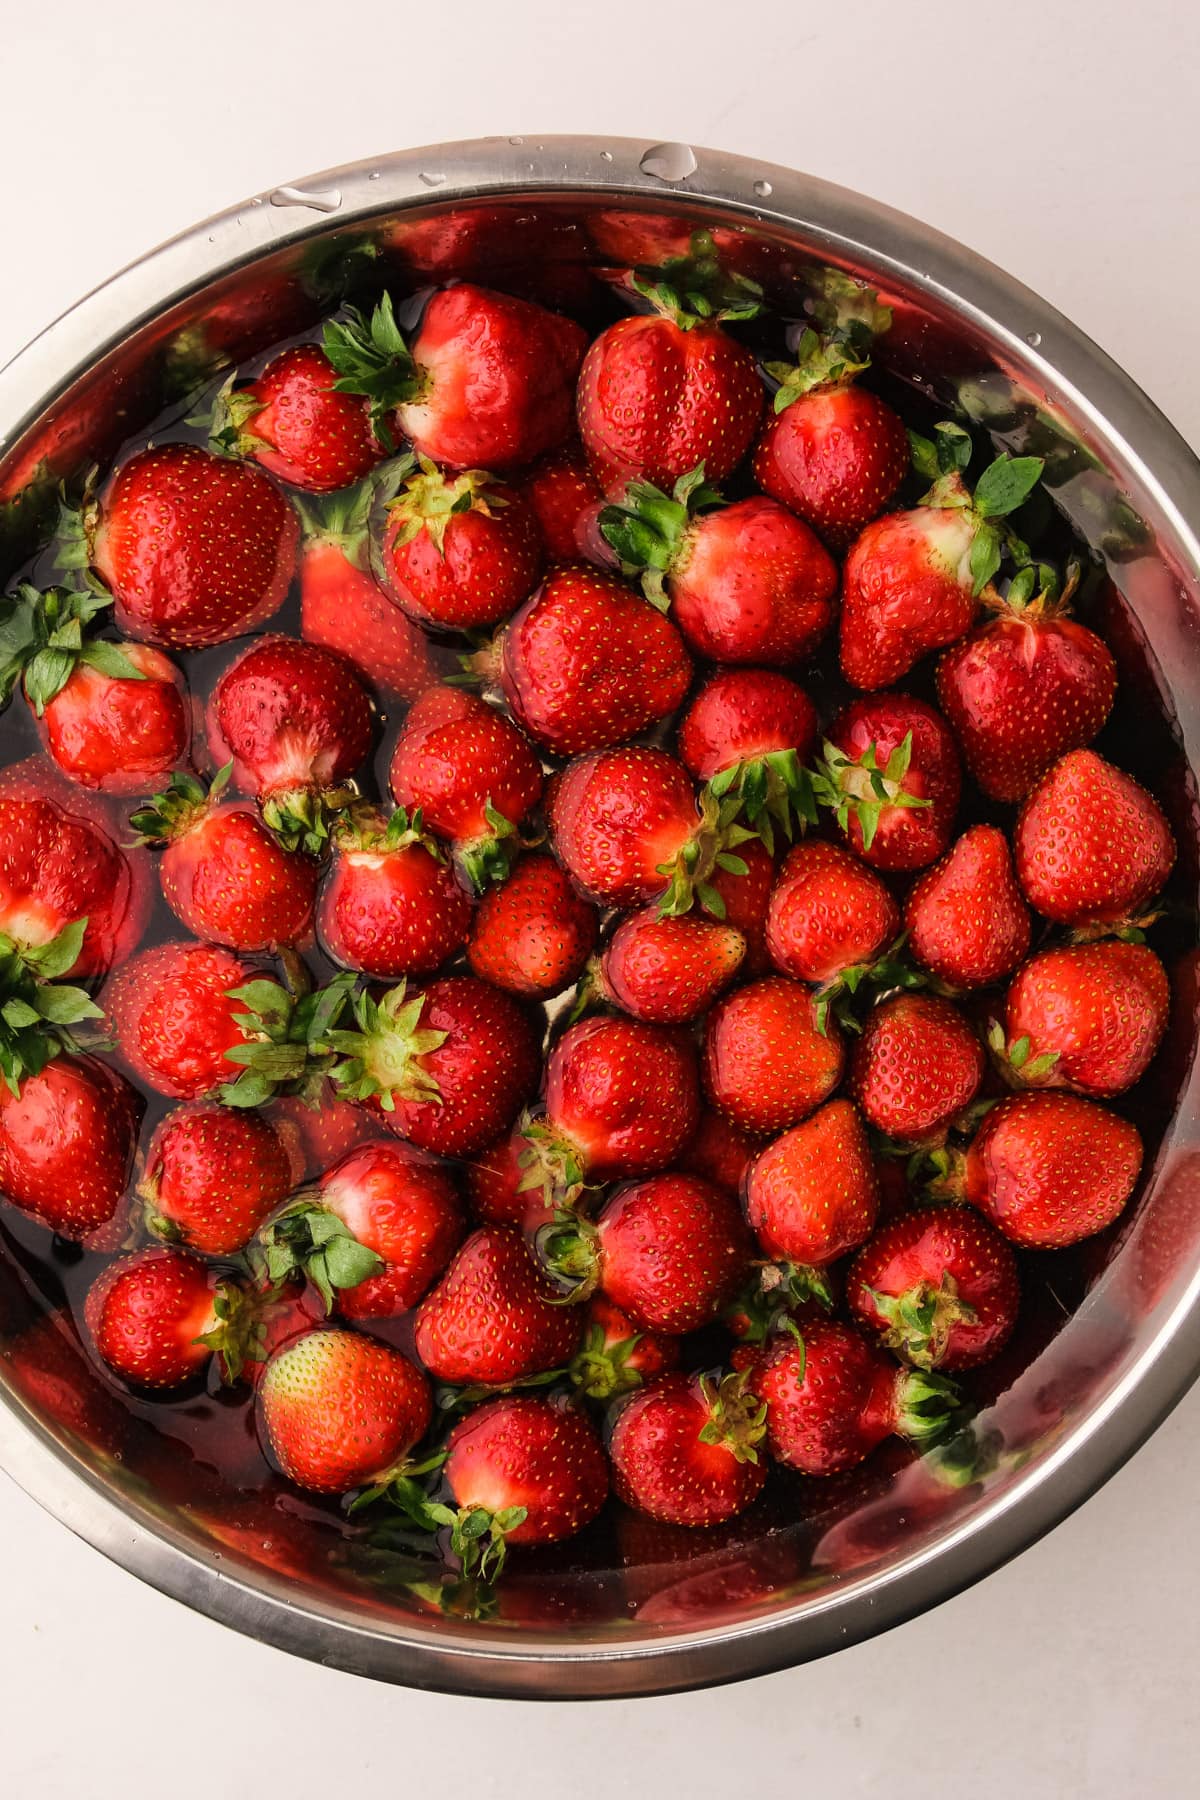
[1014,749,1175,926]
[703,976,844,1135]
[0,1054,142,1239]
[206,635,375,853]
[444,1396,609,1544]
[847,1207,1019,1371]
[588,908,746,1025]
[130,768,318,952]
[608,1371,768,1527]
[677,668,818,851]
[467,853,599,998]
[316,804,472,978]
[85,1248,261,1389]
[322,286,586,469]
[258,1327,432,1494]
[813,694,962,871]
[480,564,691,757]
[388,686,544,890]
[105,940,256,1100]
[937,561,1117,801]
[140,1101,293,1256]
[0,783,148,977]
[568,1293,682,1400]
[838,426,1044,688]
[62,443,298,648]
[852,994,984,1143]
[414,1224,582,1385]
[998,940,1169,1097]
[379,459,542,631]
[744,1098,878,1272]
[904,825,1031,991]
[765,838,901,992]
[208,341,383,492]
[518,445,608,564]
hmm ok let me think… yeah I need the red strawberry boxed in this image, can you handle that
[210,342,382,492]
[316,805,472,978]
[814,694,962,871]
[847,1206,1019,1371]
[0,785,148,977]
[467,853,599,998]
[258,1328,432,1493]
[467,1125,559,1233]
[601,476,836,665]
[327,975,540,1158]
[704,976,844,1135]
[131,769,318,952]
[766,838,900,987]
[679,1109,764,1197]
[1014,749,1175,926]
[85,1248,258,1389]
[677,668,818,850]
[568,1293,682,1399]
[379,461,543,630]
[388,686,544,889]
[484,564,692,757]
[206,635,375,852]
[591,908,746,1024]
[936,563,1117,801]
[105,940,256,1099]
[0,1054,142,1239]
[140,1101,293,1256]
[444,1396,609,1543]
[957,1090,1143,1248]
[708,834,775,973]
[904,825,1031,991]
[589,1173,752,1332]
[609,1372,768,1527]
[518,444,608,564]
[851,994,984,1143]
[414,1225,582,1385]
[75,443,298,648]
[267,1083,379,1179]
[999,940,1169,1097]
[745,1098,878,1269]
[323,286,586,469]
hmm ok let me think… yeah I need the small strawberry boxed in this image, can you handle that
[388,686,544,890]
[703,976,844,1135]
[600,473,837,665]
[678,1109,764,1197]
[414,1224,582,1385]
[813,694,962,871]
[587,908,746,1024]
[62,443,298,648]
[467,1125,560,1233]
[0,1054,142,1239]
[0,784,147,977]
[708,834,775,973]
[765,838,901,991]
[744,1098,878,1271]
[467,853,599,998]
[904,825,1031,991]
[1014,749,1175,926]
[518,445,608,563]
[481,564,692,757]
[568,1294,682,1399]
[379,460,543,630]
[677,669,818,851]
[105,940,256,1099]
[937,561,1118,802]
[316,804,472,978]
[267,1082,379,1178]
[838,426,1043,688]
[444,1395,609,1543]
[208,342,383,492]
[85,1248,260,1389]
[140,1101,293,1256]
[206,635,376,853]
[258,1327,432,1494]
[322,286,587,469]
[130,768,318,952]
[847,1206,1019,1371]
[998,940,1169,1097]
[851,994,985,1143]
[608,1371,768,1527]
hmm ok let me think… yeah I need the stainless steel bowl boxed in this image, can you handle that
[1,137,1199,1700]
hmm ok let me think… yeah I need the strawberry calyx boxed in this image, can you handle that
[533,1206,601,1302]
[332,801,441,861]
[908,422,1044,596]
[866,1274,979,1371]
[261,780,361,858]
[801,265,894,340]
[914,1144,969,1203]
[0,916,104,1096]
[51,478,105,591]
[129,763,234,847]
[322,980,448,1112]
[598,463,723,607]
[982,557,1078,623]
[386,458,509,558]
[697,1369,769,1465]
[457,799,524,895]
[251,1198,385,1313]
[517,1113,593,1208]
[764,318,875,414]
[359,1467,526,1585]
[705,748,817,857]
[204,372,271,460]
[219,970,358,1108]
[627,231,763,329]
[322,294,424,448]
[813,937,926,1037]
[986,1019,1061,1090]
[725,1264,833,1345]
[568,1320,646,1400]
[891,1366,965,1446]
[656,786,761,920]
[810,729,932,854]
[293,460,401,569]
[0,582,148,713]
[193,1277,274,1385]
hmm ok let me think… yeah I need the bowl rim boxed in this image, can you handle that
[2,135,1200,1700]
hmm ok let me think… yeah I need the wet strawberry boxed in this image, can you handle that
[589,1173,752,1332]
[258,1327,432,1494]
[267,1083,379,1179]
[210,342,383,492]
[958,1090,1143,1247]
[568,1294,682,1399]
[904,825,1031,991]
[316,805,472,979]
[467,853,599,998]
[744,1098,878,1269]
[0,785,147,977]
[0,1055,142,1240]
[999,940,1169,1097]
[851,994,984,1143]
[814,694,961,871]
[677,668,818,850]
[445,1396,609,1543]
[86,1248,259,1388]
[765,838,900,987]
[140,1101,293,1256]
[591,908,746,1024]
[847,1206,1019,1371]
[466,1124,560,1234]
[379,461,542,630]
[704,976,844,1135]
[414,1225,581,1386]
[678,1109,764,1197]
[609,1372,768,1527]
[518,444,608,563]
[105,940,256,1100]
[1014,749,1175,926]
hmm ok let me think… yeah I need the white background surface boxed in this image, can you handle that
[2,3,1199,1794]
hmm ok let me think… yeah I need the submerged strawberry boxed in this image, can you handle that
[1014,749,1175,926]
[518,444,607,563]
[904,825,1031,991]
[588,908,746,1024]
[414,1224,581,1386]
[568,1293,681,1399]
[208,342,383,492]
[86,1248,259,1389]
[444,1396,609,1544]
[813,694,962,872]
[999,940,1169,1097]
[847,1207,1019,1371]
[704,976,844,1136]
[853,994,984,1145]
[317,804,472,978]
[0,784,147,977]
[258,1327,432,1494]
[765,838,900,990]
[0,1054,142,1240]
[677,669,818,851]
[140,1101,293,1256]
[609,1372,768,1527]
[105,940,256,1100]
[467,853,599,998]
[744,1098,878,1271]
[379,460,543,631]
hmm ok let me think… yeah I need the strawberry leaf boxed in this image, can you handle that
[972,454,1044,519]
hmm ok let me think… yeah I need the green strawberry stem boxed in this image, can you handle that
[697,1370,768,1465]
[322,981,447,1112]
[627,231,763,329]
[568,1322,645,1400]
[599,462,722,607]
[351,1464,525,1586]
[456,800,521,894]
[814,936,927,1037]
[725,1263,834,1345]
[892,1367,965,1446]
[294,455,416,570]
[764,317,876,414]
[867,1274,978,1371]
[252,1199,385,1313]
[810,730,931,854]
[656,786,761,920]
[0,917,104,1096]
[322,294,425,447]
[907,421,1044,596]
[985,1019,1061,1089]
[705,749,817,857]
[386,459,507,557]
[0,582,146,713]
[261,781,361,858]
[533,1208,600,1303]
[129,763,233,846]
[203,373,269,460]
[219,970,359,1109]
[194,1279,274,1385]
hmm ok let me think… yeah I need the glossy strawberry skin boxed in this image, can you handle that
[317,833,472,979]
[964,1090,1143,1247]
[847,1207,1020,1371]
[467,853,599,997]
[1004,940,1169,1097]
[85,1248,220,1389]
[747,1319,897,1475]
[105,940,253,1100]
[677,668,819,779]
[143,1102,293,1256]
[161,805,318,952]
[766,839,900,985]
[381,487,542,632]
[578,314,763,495]
[1014,749,1175,926]
[207,635,375,801]
[0,789,148,978]
[598,909,746,1024]
[519,445,608,563]
[92,444,298,648]
[668,499,837,664]
[678,1109,764,1197]
[547,747,699,909]
[317,1140,463,1318]
[300,536,434,702]
[704,976,844,1136]
[579,1293,682,1385]
[0,1055,143,1241]
[267,1084,378,1179]
[745,1098,878,1267]
[496,565,692,757]
[825,694,962,871]
[388,686,543,851]
[38,642,189,794]
[710,835,775,974]
[753,383,909,549]
[839,506,978,689]
[258,1328,432,1494]
[445,1396,609,1544]
[851,994,985,1143]
[545,1015,701,1180]
[609,1373,768,1527]
[239,343,382,492]
[466,1125,559,1233]
[414,1225,582,1386]
[904,825,1031,991]
[596,1174,751,1333]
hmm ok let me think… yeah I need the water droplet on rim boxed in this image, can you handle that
[639,141,698,183]
[368,171,381,181]
[752,178,773,199]
[418,171,446,188]
[600,149,614,162]
[509,135,525,146]
[269,184,343,214]
[1026,329,1043,348]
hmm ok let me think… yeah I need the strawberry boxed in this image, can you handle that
[267,1082,378,1178]
[131,769,318,952]
[208,342,383,492]
[608,1371,768,1527]
[744,1098,878,1270]
[746,1318,959,1475]
[518,445,608,564]
[600,474,836,665]
[322,286,586,469]
[589,908,746,1024]
[483,564,691,757]
[0,1054,142,1239]
[260,1139,462,1319]
[444,1395,609,1543]
[847,1206,1019,1371]
[326,975,540,1157]
[813,694,962,871]
[936,562,1117,802]
[904,825,1031,991]
[297,481,434,702]
[316,805,472,978]
[379,460,542,631]
[678,1109,764,1197]
[65,443,298,648]
[0,784,147,977]
[105,940,256,1099]
[414,1224,582,1385]
[467,1125,560,1234]
[206,635,375,853]
[708,834,775,973]
[1014,749,1175,926]
[388,686,544,890]
[141,1101,293,1256]
[85,1248,260,1389]
[955,1090,1143,1248]
[467,853,599,998]
[998,940,1169,1097]
[851,994,984,1143]
[703,976,844,1135]
[568,1293,682,1399]
[766,838,900,989]
[677,669,818,851]
[258,1327,432,1494]
[838,429,1043,689]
